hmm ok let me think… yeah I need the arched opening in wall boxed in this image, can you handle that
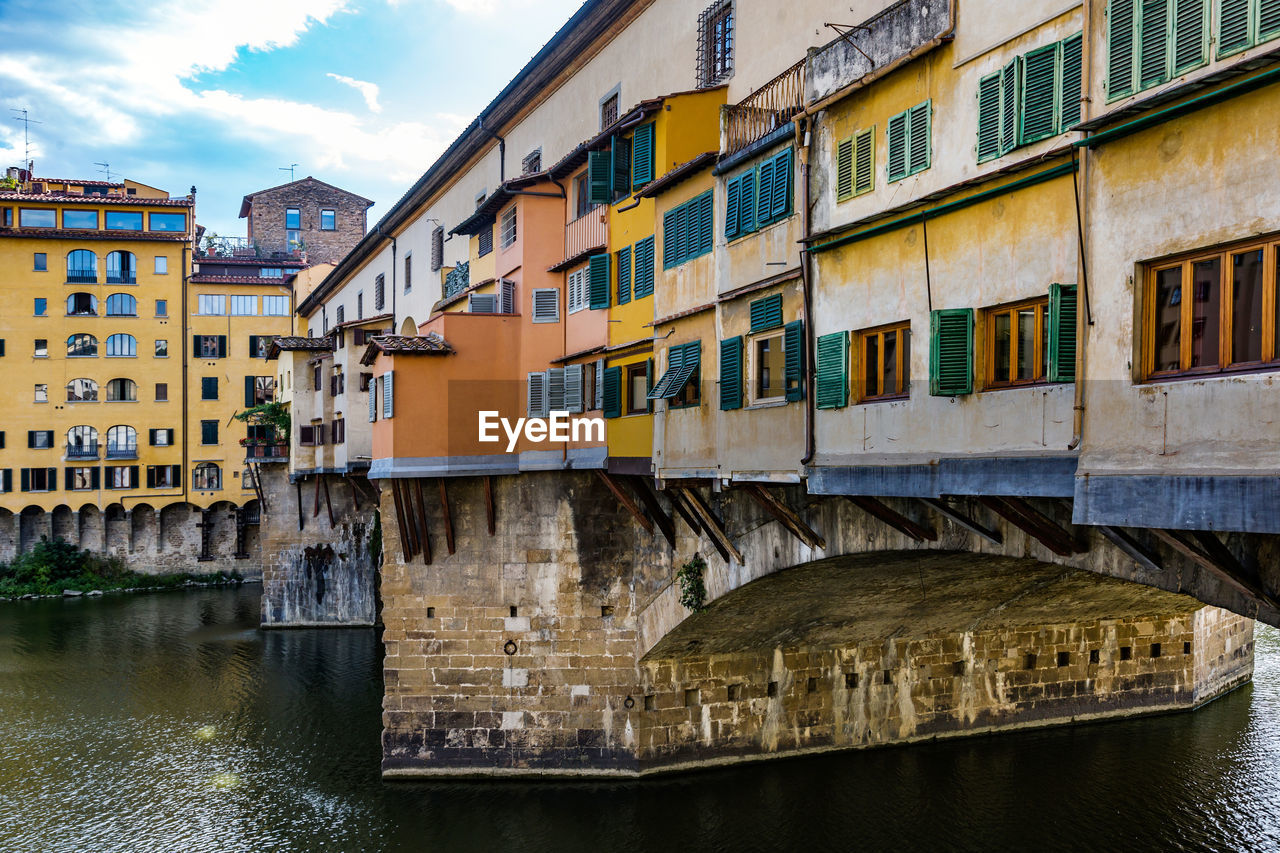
[159,502,193,554]
[103,503,129,554]
[131,503,156,554]
[399,316,417,336]
[19,506,47,553]
[105,378,138,402]
[66,249,97,283]
[77,503,103,553]
[50,505,76,545]
[0,509,14,563]
[240,499,262,557]
[208,500,239,560]
[105,251,137,285]
[66,378,98,403]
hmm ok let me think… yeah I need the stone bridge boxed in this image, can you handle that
[369,469,1270,777]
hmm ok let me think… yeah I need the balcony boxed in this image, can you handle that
[105,445,138,460]
[244,443,289,462]
[106,274,136,285]
[196,235,306,260]
[66,443,99,459]
[723,60,805,156]
[564,206,607,260]
[66,272,98,284]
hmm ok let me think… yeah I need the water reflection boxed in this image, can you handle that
[1,589,1278,852]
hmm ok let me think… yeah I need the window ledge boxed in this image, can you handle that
[748,398,788,409]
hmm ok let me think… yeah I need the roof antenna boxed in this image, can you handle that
[94,161,113,182]
[279,163,299,181]
[9,107,42,171]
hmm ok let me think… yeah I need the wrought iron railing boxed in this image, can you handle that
[106,274,136,284]
[444,260,470,299]
[66,443,99,459]
[66,271,97,284]
[245,443,288,461]
[105,445,137,460]
[565,205,607,259]
[723,59,805,155]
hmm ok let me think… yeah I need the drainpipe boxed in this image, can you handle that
[478,119,506,183]
[1069,0,1094,452]
[181,244,190,505]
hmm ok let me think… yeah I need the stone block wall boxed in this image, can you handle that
[247,179,369,265]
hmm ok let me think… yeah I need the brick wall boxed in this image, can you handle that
[248,179,370,265]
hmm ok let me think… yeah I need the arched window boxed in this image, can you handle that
[105,378,137,402]
[193,462,221,490]
[67,333,98,357]
[67,250,97,283]
[67,425,98,457]
[105,251,136,284]
[66,292,97,316]
[106,425,137,458]
[105,334,136,357]
[66,378,99,402]
[105,293,137,316]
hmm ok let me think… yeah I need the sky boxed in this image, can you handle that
[0,0,583,236]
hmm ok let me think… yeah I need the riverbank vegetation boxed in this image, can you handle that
[0,538,242,598]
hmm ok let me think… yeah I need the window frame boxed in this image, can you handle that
[697,0,735,87]
[749,329,787,405]
[499,205,517,249]
[624,362,649,415]
[284,207,301,230]
[857,322,912,402]
[319,208,336,231]
[984,297,1050,389]
[567,267,589,314]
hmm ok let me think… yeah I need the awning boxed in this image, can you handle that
[648,344,700,399]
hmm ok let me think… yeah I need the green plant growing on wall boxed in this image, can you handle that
[234,401,291,443]
[677,554,708,613]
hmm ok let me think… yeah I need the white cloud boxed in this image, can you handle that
[326,72,382,113]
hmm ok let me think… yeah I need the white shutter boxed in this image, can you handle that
[594,358,605,410]
[532,288,559,323]
[368,384,377,422]
[500,280,516,314]
[564,363,584,413]
[527,372,547,418]
[548,367,566,412]
[382,371,394,419]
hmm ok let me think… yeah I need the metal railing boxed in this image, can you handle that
[106,274,136,284]
[66,272,98,284]
[66,443,99,459]
[723,59,805,155]
[105,445,137,460]
[564,205,607,260]
[196,235,304,260]
[245,443,289,462]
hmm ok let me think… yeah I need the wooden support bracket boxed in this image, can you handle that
[322,475,335,528]
[594,470,654,535]
[1152,529,1279,610]
[484,475,496,536]
[295,479,304,532]
[679,486,743,564]
[313,474,323,519]
[1096,526,1163,574]
[666,487,702,536]
[976,496,1076,556]
[438,479,455,555]
[249,461,267,512]
[629,475,676,549]
[920,498,1002,545]
[745,484,826,551]
[846,496,936,542]
[413,478,433,565]
[391,479,415,562]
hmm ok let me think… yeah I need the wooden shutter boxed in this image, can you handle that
[602,366,622,419]
[595,358,605,409]
[999,57,1020,154]
[770,149,792,219]
[20,468,28,492]
[46,468,56,491]
[631,122,655,190]
[1261,0,1280,40]
[1059,33,1085,129]
[170,465,182,488]
[617,246,632,305]
[532,289,559,322]
[725,174,742,237]
[382,371,394,419]
[1171,0,1207,73]
[929,308,974,396]
[500,280,516,314]
[588,254,611,309]
[564,363,584,413]
[27,431,34,448]
[695,191,713,255]
[784,319,804,402]
[1,470,9,494]
[674,203,689,263]
[662,208,677,268]
[65,468,73,491]
[1020,44,1060,144]
[1138,0,1171,87]
[527,372,547,418]
[816,331,849,409]
[634,237,655,296]
[217,336,227,358]
[469,293,498,313]
[244,376,255,407]
[547,367,566,412]
[835,136,855,200]
[750,293,783,332]
[737,169,756,234]
[588,149,611,204]
[1108,0,1137,96]
[300,426,314,446]
[1218,0,1251,55]
[611,135,631,199]
[977,73,1003,161]
[248,335,259,357]
[645,358,654,414]
[719,336,743,410]
[755,157,775,224]
[886,110,908,181]
[1048,283,1079,382]
[368,385,376,422]
[851,129,875,197]
[146,466,156,488]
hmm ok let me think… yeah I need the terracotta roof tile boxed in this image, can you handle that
[359,332,454,365]
[0,192,192,206]
[266,336,334,360]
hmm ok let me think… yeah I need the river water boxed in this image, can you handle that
[1,586,1278,852]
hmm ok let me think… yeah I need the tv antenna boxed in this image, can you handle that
[279,163,299,181]
[9,108,42,167]
[94,161,114,182]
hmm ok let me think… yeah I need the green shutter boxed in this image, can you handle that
[1138,0,1171,87]
[755,156,775,223]
[588,253,611,309]
[634,236,655,297]
[719,336,743,410]
[602,366,622,418]
[907,102,931,174]
[1107,0,1137,97]
[835,135,855,200]
[886,109,908,181]
[929,308,974,396]
[770,148,793,219]
[695,191,714,256]
[853,128,875,196]
[244,376,255,407]
[617,245,632,305]
[725,175,742,237]
[1020,44,1060,144]
[1218,0,1252,55]
[588,149,611,204]
[738,169,756,233]
[815,331,849,409]
[750,293,783,332]
[977,73,1003,161]
[784,319,804,402]
[674,203,689,264]
[1171,0,1207,73]
[662,209,677,268]
[1048,283,1078,382]
[631,123,655,190]
[1261,0,1280,40]
[1059,33,1084,129]
[999,57,1021,154]
[645,358,654,413]
[611,134,631,200]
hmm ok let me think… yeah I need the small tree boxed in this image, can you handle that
[235,401,290,444]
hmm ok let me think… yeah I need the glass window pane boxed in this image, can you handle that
[1230,249,1264,364]
[63,210,98,229]
[1153,266,1183,372]
[105,211,143,230]
[864,334,879,397]
[1016,307,1037,381]
[1189,258,1220,368]
[883,330,898,395]
[20,208,55,227]
[993,311,1011,383]
[148,212,186,232]
[756,336,783,399]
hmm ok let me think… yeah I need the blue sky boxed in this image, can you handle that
[0,0,582,235]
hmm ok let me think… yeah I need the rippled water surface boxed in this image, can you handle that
[2,587,1279,852]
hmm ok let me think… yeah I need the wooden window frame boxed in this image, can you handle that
[1141,234,1280,380]
[857,322,911,402]
[748,329,786,406]
[983,297,1050,389]
[624,362,648,415]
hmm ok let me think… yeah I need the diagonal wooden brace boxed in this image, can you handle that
[744,484,826,550]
